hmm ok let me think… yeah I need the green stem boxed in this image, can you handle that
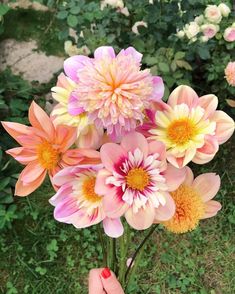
[124,225,158,290]
[118,224,130,287]
[108,237,115,271]
[97,224,107,266]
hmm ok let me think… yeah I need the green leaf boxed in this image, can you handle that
[57,10,68,20]
[0,4,10,17]
[0,177,10,191]
[174,51,185,60]
[175,60,192,71]
[198,46,210,60]
[67,14,78,27]
[70,6,81,15]
[158,62,170,73]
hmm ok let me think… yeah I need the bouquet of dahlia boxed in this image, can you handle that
[2,46,234,291]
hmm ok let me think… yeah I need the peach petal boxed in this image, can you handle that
[193,173,221,202]
[1,121,31,145]
[198,94,218,119]
[154,192,176,221]
[193,135,218,164]
[167,85,199,109]
[183,148,197,166]
[6,147,37,164]
[201,200,222,219]
[125,203,155,230]
[120,132,148,158]
[211,110,235,144]
[95,168,113,195]
[61,149,100,166]
[100,143,126,172]
[166,153,184,169]
[76,124,104,150]
[15,169,47,196]
[103,217,124,238]
[21,162,45,183]
[164,164,186,191]
[103,189,129,218]
[94,46,116,59]
[29,101,55,139]
[55,125,77,152]
[148,140,166,161]
[183,167,194,186]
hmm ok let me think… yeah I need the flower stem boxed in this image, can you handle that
[118,224,130,287]
[97,224,107,266]
[124,225,158,290]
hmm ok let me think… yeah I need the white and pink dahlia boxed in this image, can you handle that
[64,46,164,140]
[95,132,186,230]
[49,164,123,238]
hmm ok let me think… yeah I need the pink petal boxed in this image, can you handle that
[49,183,73,206]
[154,192,176,221]
[148,140,166,161]
[94,46,116,59]
[125,202,155,230]
[103,217,124,238]
[150,76,164,101]
[193,135,218,164]
[183,167,194,186]
[15,169,47,196]
[102,188,129,218]
[211,110,235,144]
[54,196,79,220]
[167,85,199,109]
[164,164,186,192]
[201,200,222,219]
[118,47,142,63]
[68,93,85,116]
[100,143,126,172]
[95,168,113,195]
[198,94,218,119]
[192,173,221,202]
[28,101,55,140]
[76,124,104,150]
[64,55,91,82]
[120,132,148,158]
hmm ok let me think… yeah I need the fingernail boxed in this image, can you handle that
[101,267,111,279]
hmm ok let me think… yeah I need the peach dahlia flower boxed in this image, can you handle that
[2,102,100,196]
[64,46,164,140]
[95,132,186,230]
[140,85,234,168]
[50,164,123,238]
[225,62,235,86]
[162,167,221,233]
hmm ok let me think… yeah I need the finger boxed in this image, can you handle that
[101,268,125,294]
[89,269,106,294]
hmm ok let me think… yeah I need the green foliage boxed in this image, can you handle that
[0,4,10,35]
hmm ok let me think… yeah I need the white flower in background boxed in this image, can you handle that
[132,21,148,35]
[194,15,204,25]
[223,27,235,42]
[100,0,124,10]
[118,6,129,16]
[200,35,209,43]
[64,41,90,57]
[190,37,197,43]
[184,22,200,39]
[204,5,222,24]
[201,24,219,39]
[149,0,154,4]
[218,3,231,17]
[176,30,185,38]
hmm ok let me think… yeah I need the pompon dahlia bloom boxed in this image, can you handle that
[51,73,104,149]
[64,46,164,140]
[140,85,235,168]
[225,62,235,86]
[95,132,186,230]
[49,164,123,238]
[162,167,221,233]
[1,102,100,196]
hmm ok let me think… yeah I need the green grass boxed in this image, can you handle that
[0,9,65,56]
[0,138,234,294]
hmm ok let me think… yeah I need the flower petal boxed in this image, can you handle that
[68,93,85,116]
[49,183,73,206]
[95,168,113,195]
[100,143,126,172]
[121,132,148,158]
[61,149,101,167]
[64,55,91,82]
[193,135,218,164]
[201,200,222,219]
[164,164,186,191]
[125,203,155,230]
[183,166,194,186]
[167,85,199,109]
[1,121,31,145]
[55,125,77,152]
[154,192,176,221]
[94,46,116,59]
[103,217,124,238]
[150,76,164,101]
[193,173,221,202]
[6,147,37,164]
[148,140,166,161]
[21,162,45,183]
[211,110,235,144]
[120,47,142,63]
[198,94,218,119]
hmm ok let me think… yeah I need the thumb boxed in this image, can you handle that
[101,268,125,294]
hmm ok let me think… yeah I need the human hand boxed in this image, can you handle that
[89,268,124,294]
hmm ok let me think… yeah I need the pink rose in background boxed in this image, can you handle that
[225,62,235,86]
[224,27,235,42]
[201,24,219,39]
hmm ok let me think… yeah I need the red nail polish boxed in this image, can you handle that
[101,267,111,279]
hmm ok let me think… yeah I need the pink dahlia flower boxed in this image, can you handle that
[50,164,124,238]
[225,61,235,86]
[139,85,235,168]
[95,132,186,230]
[64,46,164,140]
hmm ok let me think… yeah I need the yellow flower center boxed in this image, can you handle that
[167,118,197,145]
[37,141,59,170]
[82,177,101,203]
[163,184,205,234]
[126,168,149,191]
